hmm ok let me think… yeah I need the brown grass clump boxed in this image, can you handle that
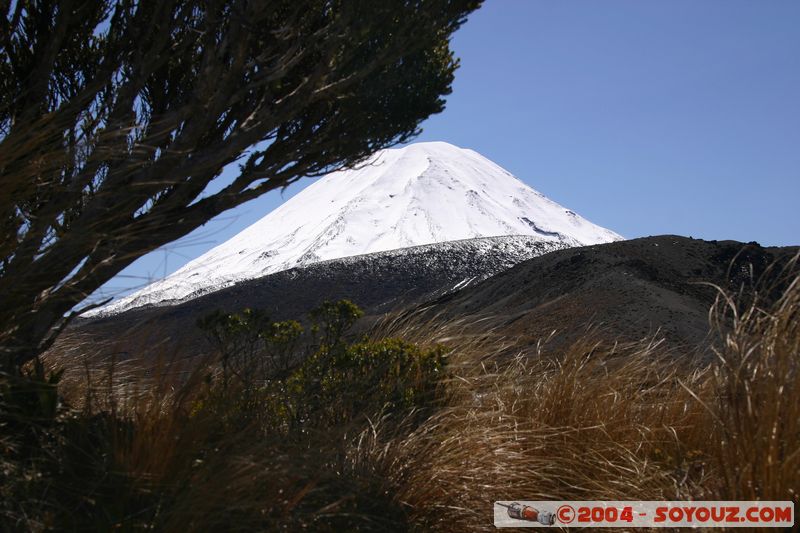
[2,271,799,530]
[704,273,800,502]
[356,270,800,530]
[356,337,710,531]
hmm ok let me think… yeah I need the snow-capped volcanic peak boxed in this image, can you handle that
[96,141,622,314]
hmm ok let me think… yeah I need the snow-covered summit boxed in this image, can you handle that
[94,141,622,314]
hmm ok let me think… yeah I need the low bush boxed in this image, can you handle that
[1,300,446,530]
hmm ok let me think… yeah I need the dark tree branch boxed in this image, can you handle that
[0,0,481,369]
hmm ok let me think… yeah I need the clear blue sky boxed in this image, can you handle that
[95,0,800,301]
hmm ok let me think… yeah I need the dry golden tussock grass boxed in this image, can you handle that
[354,268,799,530]
[5,266,798,531]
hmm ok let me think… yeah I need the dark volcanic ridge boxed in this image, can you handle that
[404,235,798,353]
[57,235,798,361]
[66,235,568,357]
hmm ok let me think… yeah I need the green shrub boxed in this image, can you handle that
[195,300,447,433]
[197,308,303,388]
[287,338,446,427]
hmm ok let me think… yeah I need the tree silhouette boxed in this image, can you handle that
[0,0,481,369]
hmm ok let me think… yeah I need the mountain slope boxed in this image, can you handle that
[96,141,621,314]
[70,236,569,356]
[401,236,799,353]
[63,236,797,363]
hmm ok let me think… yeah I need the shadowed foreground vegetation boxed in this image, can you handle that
[2,271,799,530]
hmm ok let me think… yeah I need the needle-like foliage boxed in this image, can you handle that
[0,0,481,369]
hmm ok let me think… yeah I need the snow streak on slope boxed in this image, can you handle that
[95,142,622,314]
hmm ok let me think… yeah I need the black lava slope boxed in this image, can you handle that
[64,236,566,357]
[56,235,797,361]
[406,235,798,351]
